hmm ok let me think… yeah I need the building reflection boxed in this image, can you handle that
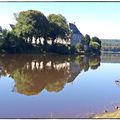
[0,54,101,96]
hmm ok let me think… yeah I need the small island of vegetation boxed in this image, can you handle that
[0,10,101,55]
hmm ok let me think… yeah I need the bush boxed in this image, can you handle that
[89,41,101,53]
[50,43,70,54]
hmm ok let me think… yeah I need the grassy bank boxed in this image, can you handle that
[94,109,120,118]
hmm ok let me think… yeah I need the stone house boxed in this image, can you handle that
[69,23,82,46]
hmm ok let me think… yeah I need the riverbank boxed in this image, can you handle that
[94,108,120,118]
[101,51,120,54]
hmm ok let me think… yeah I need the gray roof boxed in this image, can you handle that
[69,23,81,34]
[0,26,2,31]
[9,24,15,29]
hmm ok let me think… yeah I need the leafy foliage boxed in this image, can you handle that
[48,14,70,45]
[0,10,101,55]
[14,10,49,44]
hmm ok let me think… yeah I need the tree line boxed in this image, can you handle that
[0,10,101,54]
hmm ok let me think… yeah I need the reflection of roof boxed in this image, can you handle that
[69,23,81,34]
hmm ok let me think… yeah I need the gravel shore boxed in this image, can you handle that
[94,108,120,118]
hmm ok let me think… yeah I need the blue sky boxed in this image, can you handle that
[0,2,120,39]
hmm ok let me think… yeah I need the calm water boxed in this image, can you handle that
[0,53,120,118]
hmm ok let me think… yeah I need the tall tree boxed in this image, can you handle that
[14,10,49,45]
[47,14,70,45]
[84,34,91,45]
[92,36,101,45]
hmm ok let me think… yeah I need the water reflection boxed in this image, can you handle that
[0,54,101,96]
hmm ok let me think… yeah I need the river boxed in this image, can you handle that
[0,53,120,118]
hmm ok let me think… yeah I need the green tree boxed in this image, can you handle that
[0,29,26,53]
[84,34,91,44]
[89,36,101,54]
[7,31,26,53]
[47,14,70,46]
[14,10,49,45]
[89,40,101,52]
[0,29,11,52]
[83,34,91,52]
[92,36,101,45]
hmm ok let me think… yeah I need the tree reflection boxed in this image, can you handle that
[0,54,101,96]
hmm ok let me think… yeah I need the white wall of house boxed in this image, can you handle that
[69,23,82,46]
